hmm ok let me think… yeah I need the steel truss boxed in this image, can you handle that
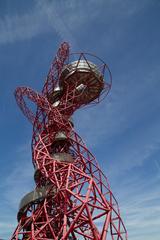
[11,42,127,240]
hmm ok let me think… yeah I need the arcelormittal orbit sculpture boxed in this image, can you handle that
[11,42,127,239]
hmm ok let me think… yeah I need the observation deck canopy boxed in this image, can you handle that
[59,59,104,105]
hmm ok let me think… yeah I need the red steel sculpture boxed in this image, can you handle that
[11,42,128,239]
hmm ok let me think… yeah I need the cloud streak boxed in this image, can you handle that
[0,0,152,46]
[0,0,103,46]
[0,143,34,238]
[119,173,160,240]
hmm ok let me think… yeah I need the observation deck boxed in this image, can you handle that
[59,59,104,105]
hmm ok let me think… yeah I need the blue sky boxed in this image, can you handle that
[0,0,160,239]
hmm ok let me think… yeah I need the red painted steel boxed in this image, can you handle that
[11,42,128,239]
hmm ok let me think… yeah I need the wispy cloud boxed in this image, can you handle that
[0,0,152,46]
[118,173,160,240]
[3,143,34,209]
[0,10,45,44]
[0,143,34,238]
[0,221,16,239]
[0,0,104,46]
[107,128,160,177]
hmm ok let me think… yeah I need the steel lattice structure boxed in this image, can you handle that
[11,42,128,240]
